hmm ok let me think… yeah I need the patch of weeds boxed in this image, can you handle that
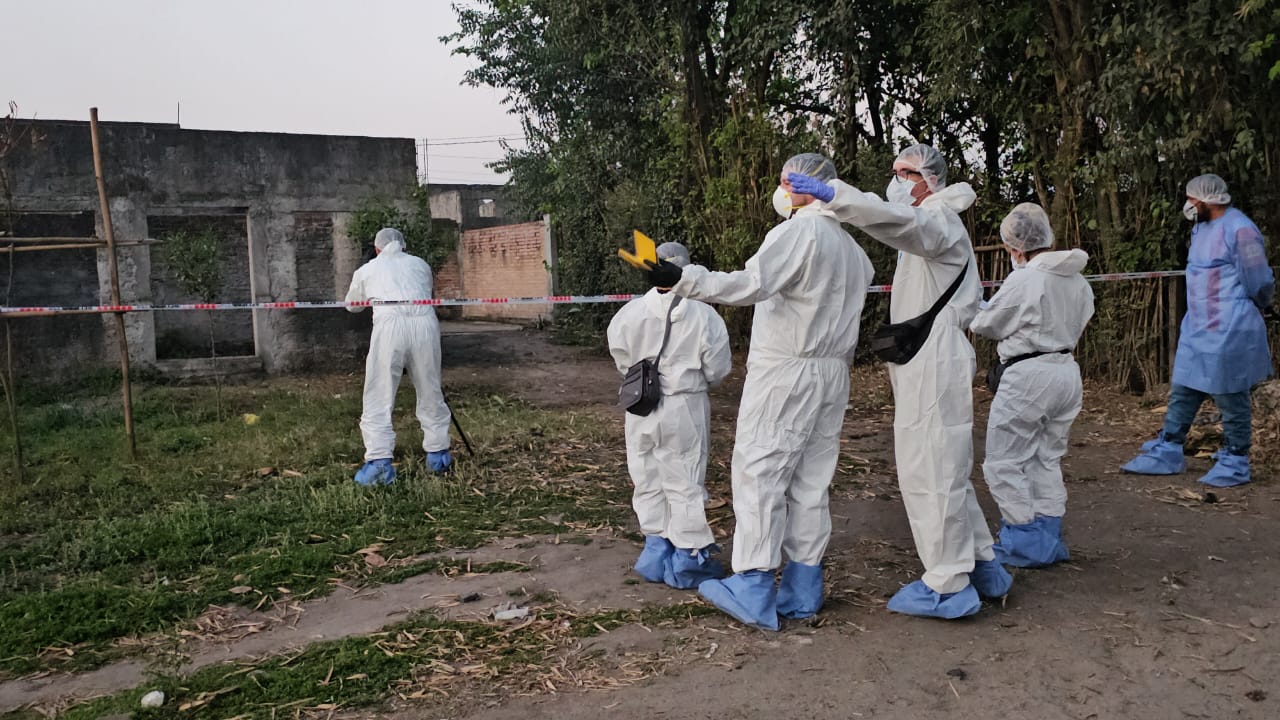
[0,379,631,676]
[52,603,707,719]
[569,602,717,638]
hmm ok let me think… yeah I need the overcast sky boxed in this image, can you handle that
[1,0,519,184]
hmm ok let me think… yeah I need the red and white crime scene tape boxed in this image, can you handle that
[0,269,1195,316]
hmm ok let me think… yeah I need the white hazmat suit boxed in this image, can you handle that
[824,178,994,596]
[345,229,451,462]
[972,247,1094,529]
[608,288,732,550]
[673,205,874,574]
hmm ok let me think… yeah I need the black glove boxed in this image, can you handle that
[645,259,684,288]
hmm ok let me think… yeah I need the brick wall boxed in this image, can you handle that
[432,252,464,320]
[457,220,550,322]
[0,212,105,377]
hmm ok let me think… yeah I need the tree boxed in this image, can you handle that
[163,226,227,419]
[347,185,457,271]
[447,0,1280,385]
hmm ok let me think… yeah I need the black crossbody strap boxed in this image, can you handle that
[653,295,683,373]
[927,260,969,318]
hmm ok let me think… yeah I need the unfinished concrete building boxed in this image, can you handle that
[2,120,554,381]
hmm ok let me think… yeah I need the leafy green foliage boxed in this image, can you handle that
[447,1,1280,384]
[162,227,224,302]
[347,184,458,271]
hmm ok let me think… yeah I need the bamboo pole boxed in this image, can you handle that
[0,240,154,254]
[0,242,106,253]
[89,108,137,459]
[0,236,102,243]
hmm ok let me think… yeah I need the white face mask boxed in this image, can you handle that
[886,179,915,206]
[1011,255,1027,269]
[772,186,795,219]
[1182,200,1199,222]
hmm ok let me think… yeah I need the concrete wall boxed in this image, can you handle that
[428,183,515,230]
[4,119,415,378]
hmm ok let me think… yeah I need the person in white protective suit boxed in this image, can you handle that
[788,144,1012,619]
[644,153,873,631]
[607,242,733,589]
[345,228,452,484]
[970,203,1094,568]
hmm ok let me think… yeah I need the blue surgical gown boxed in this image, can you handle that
[1171,208,1274,394]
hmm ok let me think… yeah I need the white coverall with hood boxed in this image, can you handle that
[970,249,1094,525]
[345,229,452,460]
[608,289,732,549]
[672,204,874,573]
[823,179,994,595]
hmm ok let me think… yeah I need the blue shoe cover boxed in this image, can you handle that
[664,544,725,589]
[634,535,674,583]
[354,459,396,486]
[1121,436,1186,475]
[1199,451,1250,488]
[427,449,453,473]
[776,562,824,619]
[969,559,1013,599]
[887,580,981,619]
[698,570,780,631]
[993,517,1070,568]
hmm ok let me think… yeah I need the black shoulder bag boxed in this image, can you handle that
[869,261,969,365]
[618,296,682,416]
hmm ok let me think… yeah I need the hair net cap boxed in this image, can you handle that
[893,144,948,191]
[781,153,837,183]
[1186,174,1231,205]
[656,241,691,268]
[374,227,406,250]
[1000,203,1055,252]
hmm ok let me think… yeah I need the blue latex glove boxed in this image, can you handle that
[786,172,835,203]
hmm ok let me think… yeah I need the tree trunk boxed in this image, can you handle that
[980,113,1002,204]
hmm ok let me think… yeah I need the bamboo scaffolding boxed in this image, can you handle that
[89,108,138,459]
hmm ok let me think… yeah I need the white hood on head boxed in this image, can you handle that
[1031,248,1089,276]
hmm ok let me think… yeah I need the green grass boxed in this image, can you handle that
[0,377,632,676]
[20,602,709,720]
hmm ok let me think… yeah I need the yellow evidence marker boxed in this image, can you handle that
[618,229,658,270]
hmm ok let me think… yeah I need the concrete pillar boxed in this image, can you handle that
[332,211,361,299]
[97,195,156,366]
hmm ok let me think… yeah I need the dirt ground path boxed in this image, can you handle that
[430,327,1280,720]
[5,326,1276,718]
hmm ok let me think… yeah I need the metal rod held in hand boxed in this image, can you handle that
[442,391,475,457]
